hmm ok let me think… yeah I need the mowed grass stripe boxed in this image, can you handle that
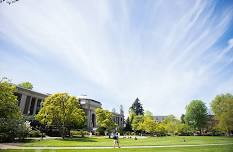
[1,145,233,152]
[22,136,233,147]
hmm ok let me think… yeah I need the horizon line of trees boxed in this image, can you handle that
[0,77,232,142]
[124,96,233,136]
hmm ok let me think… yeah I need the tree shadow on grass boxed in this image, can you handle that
[57,137,98,142]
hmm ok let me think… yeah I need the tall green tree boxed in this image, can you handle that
[35,93,85,139]
[0,78,23,142]
[211,93,233,135]
[180,114,185,124]
[185,100,208,135]
[18,82,33,90]
[162,115,181,135]
[140,111,157,135]
[96,108,116,138]
[131,115,144,133]
[129,98,144,115]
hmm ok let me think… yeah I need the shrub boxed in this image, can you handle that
[70,130,89,137]
[29,130,41,137]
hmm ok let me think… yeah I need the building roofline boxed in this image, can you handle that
[16,86,48,97]
[78,97,102,105]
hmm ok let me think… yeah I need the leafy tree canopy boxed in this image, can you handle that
[211,93,233,135]
[18,81,33,90]
[162,115,181,135]
[35,93,85,138]
[140,111,157,134]
[185,100,208,134]
[131,115,144,132]
[0,78,23,142]
[96,108,116,134]
[0,78,21,120]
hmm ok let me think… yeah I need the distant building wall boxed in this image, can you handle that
[112,112,124,128]
[153,116,168,122]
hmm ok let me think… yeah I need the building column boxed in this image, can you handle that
[19,94,27,113]
[27,96,32,115]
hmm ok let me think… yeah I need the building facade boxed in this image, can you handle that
[14,86,124,131]
[78,96,102,130]
[14,86,47,115]
[153,115,168,122]
[112,112,124,128]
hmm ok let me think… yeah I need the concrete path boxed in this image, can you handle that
[0,143,233,149]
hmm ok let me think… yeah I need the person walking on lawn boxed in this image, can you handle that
[113,132,120,148]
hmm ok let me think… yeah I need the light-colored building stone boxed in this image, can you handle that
[112,112,124,128]
[78,95,102,131]
[14,86,123,131]
[153,115,168,122]
[14,86,47,115]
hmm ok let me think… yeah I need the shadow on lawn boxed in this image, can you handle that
[57,137,99,142]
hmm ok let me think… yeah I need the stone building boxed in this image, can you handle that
[14,86,48,115]
[153,115,168,122]
[14,86,123,131]
[78,95,102,130]
[112,112,124,128]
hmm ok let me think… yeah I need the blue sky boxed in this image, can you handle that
[0,0,233,117]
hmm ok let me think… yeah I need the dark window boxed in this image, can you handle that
[23,96,31,114]
[91,113,96,128]
[36,99,42,114]
[29,97,36,115]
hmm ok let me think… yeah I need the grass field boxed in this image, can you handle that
[21,136,233,147]
[1,145,233,152]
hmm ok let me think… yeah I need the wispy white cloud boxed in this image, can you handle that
[0,0,233,116]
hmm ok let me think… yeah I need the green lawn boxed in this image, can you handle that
[2,145,233,152]
[21,136,233,147]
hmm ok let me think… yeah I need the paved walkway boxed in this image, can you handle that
[0,143,232,149]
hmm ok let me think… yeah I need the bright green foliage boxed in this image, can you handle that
[140,111,157,135]
[35,93,85,138]
[211,93,233,135]
[162,115,181,135]
[0,78,25,142]
[18,82,33,90]
[0,79,21,119]
[177,123,193,135]
[131,115,144,132]
[185,100,208,134]
[96,108,116,135]
[129,98,144,115]
[155,123,166,136]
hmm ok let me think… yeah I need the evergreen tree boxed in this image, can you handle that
[129,98,144,115]
[124,117,132,132]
